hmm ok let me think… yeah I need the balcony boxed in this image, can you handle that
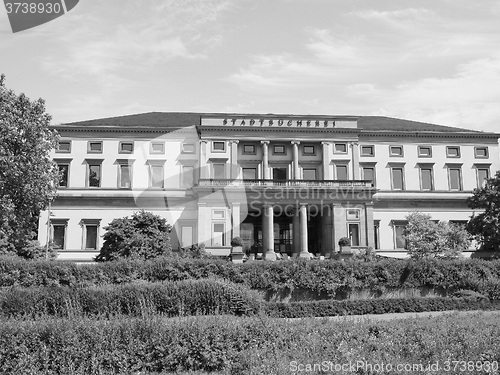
[197,179,374,188]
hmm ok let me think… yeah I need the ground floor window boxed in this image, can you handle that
[50,219,68,250]
[348,223,360,246]
[81,219,101,250]
[393,223,408,249]
[212,223,226,246]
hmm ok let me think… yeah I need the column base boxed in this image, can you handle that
[263,251,277,261]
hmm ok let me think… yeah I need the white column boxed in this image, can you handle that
[291,141,300,179]
[332,203,344,252]
[261,141,270,179]
[322,142,331,180]
[322,205,333,257]
[229,140,239,179]
[200,140,208,179]
[262,204,276,260]
[292,207,300,256]
[365,203,375,248]
[232,203,241,239]
[299,204,310,258]
[351,142,360,180]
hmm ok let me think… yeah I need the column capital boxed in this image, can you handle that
[229,140,240,145]
[260,140,270,145]
[200,140,208,144]
[321,141,332,146]
[291,140,301,145]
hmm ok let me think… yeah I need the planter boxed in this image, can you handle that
[231,246,245,263]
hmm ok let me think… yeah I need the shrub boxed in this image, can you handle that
[230,237,244,247]
[338,237,351,247]
[178,243,210,259]
[95,210,172,262]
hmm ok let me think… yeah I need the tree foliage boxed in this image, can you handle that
[96,210,173,261]
[404,212,470,259]
[467,170,500,252]
[0,74,59,258]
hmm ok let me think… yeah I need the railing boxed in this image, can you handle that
[197,179,374,188]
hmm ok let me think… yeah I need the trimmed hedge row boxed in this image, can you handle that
[265,296,500,318]
[1,256,500,298]
[0,280,261,318]
[0,313,499,373]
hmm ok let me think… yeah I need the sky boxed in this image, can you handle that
[1,0,500,132]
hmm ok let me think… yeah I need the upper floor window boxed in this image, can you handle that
[420,168,434,191]
[56,140,71,153]
[362,166,375,185]
[334,143,347,154]
[303,168,317,180]
[58,164,69,188]
[88,141,103,154]
[243,144,256,155]
[389,145,404,157]
[446,146,460,158]
[147,160,166,189]
[242,167,257,180]
[418,146,432,158]
[303,145,315,155]
[212,141,225,152]
[150,142,165,154]
[335,164,348,180]
[360,145,374,156]
[182,143,196,153]
[273,144,286,155]
[475,147,489,159]
[119,142,134,154]
[447,167,462,191]
[119,164,132,189]
[182,165,195,188]
[85,159,103,187]
[391,167,405,190]
[476,167,490,188]
[212,163,226,179]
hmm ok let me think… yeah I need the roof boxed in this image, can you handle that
[53,112,495,136]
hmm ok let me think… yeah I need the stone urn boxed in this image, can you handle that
[230,237,245,263]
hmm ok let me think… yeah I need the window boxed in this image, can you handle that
[212,163,225,179]
[361,145,374,156]
[182,143,196,153]
[212,210,225,219]
[418,146,432,157]
[50,219,68,250]
[448,167,462,191]
[182,165,194,187]
[273,167,287,180]
[150,142,165,154]
[391,167,404,190]
[394,224,407,249]
[212,223,226,246]
[88,164,101,187]
[119,142,134,154]
[348,223,360,247]
[119,164,132,188]
[88,141,103,153]
[81,219,100,250]
[151,165,164,188]
[420,168,433,190]
[446,146,460,158]
[212,141,225,151]
[56,140,71,153]
[477,168,490,187]
[243,144,256,154]
[57,164,69,188]
[362,166,375,185]
[303,145,315,155]
[389,145,403,157]
[334,143,347,153]
[303,168,317,180]
[346,209,359,221]
[475,147,489,158]
[273,144,286,154]
[242,167,257,180]
[336,165,348,180]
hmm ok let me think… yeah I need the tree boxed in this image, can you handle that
[467,171,500,252]
[0,74,59,258]
[403,212,469,259]
[95,210,173,261]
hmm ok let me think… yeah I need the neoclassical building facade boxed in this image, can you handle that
[37,112,500,261]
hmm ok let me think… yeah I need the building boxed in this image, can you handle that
[37,112,500,261]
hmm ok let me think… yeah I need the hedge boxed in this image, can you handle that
[1,256,500,299]
[0,313,499,373]
[265,296,500,318]
[0,280,261,318]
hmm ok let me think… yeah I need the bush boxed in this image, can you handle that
[95,210,172,262]
[0,280,262,318]
[338,237,351,246]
